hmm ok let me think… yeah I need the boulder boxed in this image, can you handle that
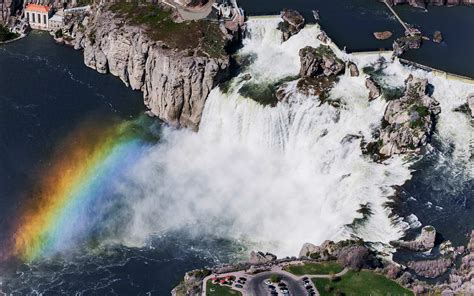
[433,30,443,43]
[408,0,427,8]
[365,77,382,101]
[299,242,320,258]
[278,9,305,42]
[348,62,359,77]
[373,31,393,40]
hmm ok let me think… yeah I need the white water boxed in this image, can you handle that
[115,18,473,256]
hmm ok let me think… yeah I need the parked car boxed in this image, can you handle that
[235,284,243,288]
[264,279,272,285]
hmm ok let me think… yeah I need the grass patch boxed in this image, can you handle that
[285,261,343,276]
[412,105,430,117]
[313,270,413,296]
[109,2,226,58]
[206,280,242,296]
[0,25,19,42]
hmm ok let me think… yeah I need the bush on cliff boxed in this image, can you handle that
[0,25,18,42]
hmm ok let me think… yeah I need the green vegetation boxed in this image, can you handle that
[270,274,282,283]
[285,261,343,276]
[206,280,242,296]
[409,118,424,129]
[412,105,430,117]
[109,2,226,58]
[0,25,19,42]
[313,270,413,296]
[238,76,298,106]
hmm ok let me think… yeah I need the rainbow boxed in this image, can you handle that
[12,117,151,261]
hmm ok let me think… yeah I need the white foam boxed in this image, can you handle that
[112,19,424,256]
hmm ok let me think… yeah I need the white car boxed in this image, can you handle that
[264,279,272,286]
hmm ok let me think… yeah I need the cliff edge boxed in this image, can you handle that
[68,3,232,130]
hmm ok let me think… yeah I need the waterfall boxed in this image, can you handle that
[118,18,414,256]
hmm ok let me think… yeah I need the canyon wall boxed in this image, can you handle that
[70,6,230,130]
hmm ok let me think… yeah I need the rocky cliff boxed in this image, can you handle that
[69,5,231,130]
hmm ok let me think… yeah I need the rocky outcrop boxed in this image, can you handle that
[373,31,393,40]
[366,77,382,101]
[392,225,437,251]
[393,35,422,56]
[278,9,305,42]
[69,6,230,131]
[299,46,345,78]
[348,62,359,77]
[468,93,474,117]
[433,30,443,43]
[248,251,277,265]
[171,268,210,296]
[407,258,453,278]
[374,76,441,156]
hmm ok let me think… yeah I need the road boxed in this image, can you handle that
[246,271,308,296]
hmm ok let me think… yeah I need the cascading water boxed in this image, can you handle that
[117,18,414,256]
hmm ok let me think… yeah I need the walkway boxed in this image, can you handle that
[382,0,410,33]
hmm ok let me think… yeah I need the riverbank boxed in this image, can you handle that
[174,229,474,295]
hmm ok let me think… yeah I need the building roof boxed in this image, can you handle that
[25,4,51,13]
[49,14,63,22]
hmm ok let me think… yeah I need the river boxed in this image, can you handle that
[0,3,473,295]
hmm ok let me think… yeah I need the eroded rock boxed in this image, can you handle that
[299,46,345,78]
[375,76,441,157]
[278,9,305,42]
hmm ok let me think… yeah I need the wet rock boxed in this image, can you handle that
[375,76,441,157]
[317,31,329,44]
[365,77,382,101]
[468,93,474,117]
[348,62,360,77]
[278,9,305,42]
[241,73,252,81]
[373,31,393,40]
[299,46,345,78]
[408,0,427,9]
[312,10,320,22]
[433,30,443,43]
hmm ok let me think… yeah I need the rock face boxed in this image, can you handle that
[70,6,230,131]
[392,225,437,251]
[365,77,382,101]
[278,9,305,42]
[373,31,393,40]
[375,76,441,156]
[299,46,345,78]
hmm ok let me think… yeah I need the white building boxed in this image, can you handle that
[25,4,52,30]
[49,13,64,30]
